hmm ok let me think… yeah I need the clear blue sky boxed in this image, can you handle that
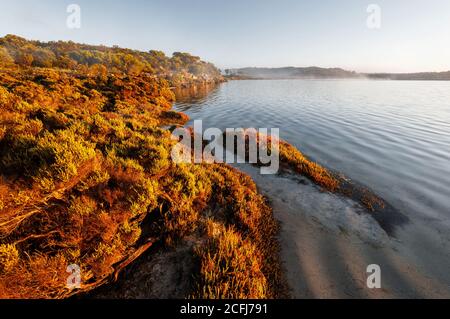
[1,0,450,72]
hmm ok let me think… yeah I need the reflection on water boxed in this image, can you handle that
[173,84,221,112]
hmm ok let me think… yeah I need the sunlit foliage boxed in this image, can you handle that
[0,36,283,299]
[0,34,223,85]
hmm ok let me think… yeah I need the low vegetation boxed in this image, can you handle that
[0,36,284,299]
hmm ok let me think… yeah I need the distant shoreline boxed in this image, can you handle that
[226,76,450,81]
[225,67,450,81]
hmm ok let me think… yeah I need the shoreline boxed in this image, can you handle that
[224,76,450,82]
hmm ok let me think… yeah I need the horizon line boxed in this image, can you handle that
[222,65,450,75]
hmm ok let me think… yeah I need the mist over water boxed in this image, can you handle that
[174,79,450,229]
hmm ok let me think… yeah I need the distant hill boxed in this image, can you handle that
[226,67,360,79]
[365,71,450,81]
[226,67,450,81]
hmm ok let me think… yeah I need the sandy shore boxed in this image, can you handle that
[233,163,450,299]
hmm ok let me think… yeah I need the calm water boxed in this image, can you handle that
[174,80,450,227]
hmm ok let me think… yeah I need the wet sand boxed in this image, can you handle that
[233,163,450,298]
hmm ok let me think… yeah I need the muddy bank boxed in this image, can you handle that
[85,238,199,299]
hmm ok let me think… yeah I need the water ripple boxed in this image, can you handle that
[175,80,450,225]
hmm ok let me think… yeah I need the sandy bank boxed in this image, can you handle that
[233,163,450,298]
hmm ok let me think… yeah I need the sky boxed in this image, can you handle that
[1,0,450,73]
